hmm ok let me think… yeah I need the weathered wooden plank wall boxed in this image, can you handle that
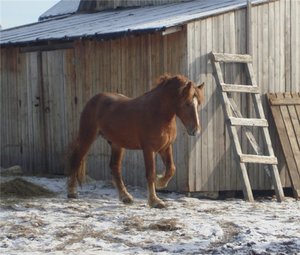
[186,0,300,192]
[0,30,188,190]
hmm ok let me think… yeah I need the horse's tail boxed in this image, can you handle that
[65,138,86,194]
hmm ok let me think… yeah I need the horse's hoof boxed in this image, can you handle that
[67,193,78,199]
[121,196,134,204]
[120,193,134,204]
[155,174,168,190]
[149,199,166,209]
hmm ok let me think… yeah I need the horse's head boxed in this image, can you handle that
[176,80,205,136]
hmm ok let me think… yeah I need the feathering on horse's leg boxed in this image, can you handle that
[110,145,133,204]
[143,149,166,208]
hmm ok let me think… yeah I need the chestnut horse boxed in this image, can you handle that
[67,74,204,208]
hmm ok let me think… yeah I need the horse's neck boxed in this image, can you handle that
[147,86,178,123]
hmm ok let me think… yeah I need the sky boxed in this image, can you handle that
[0,0,60,29]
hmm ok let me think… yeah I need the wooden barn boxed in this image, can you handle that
[1,0,299,194]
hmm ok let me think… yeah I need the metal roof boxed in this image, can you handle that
[39,0,81,21]
[0,0,268,46]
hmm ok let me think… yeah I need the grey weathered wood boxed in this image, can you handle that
[228,97,272,178]
[211,54,254,202]
[221,83,259,93]
[212,52,252,63]
[240,154,278,165]
[269,97,300,106]
[229,117,268,127]
[211,51,284,202]
[268,93,300,198]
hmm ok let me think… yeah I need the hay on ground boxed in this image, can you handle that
[0,178,55,198]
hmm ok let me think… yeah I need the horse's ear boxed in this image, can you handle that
[183,82,193,98]
[198,82,204,90]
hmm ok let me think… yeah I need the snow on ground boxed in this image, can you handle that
[0,176,299,255]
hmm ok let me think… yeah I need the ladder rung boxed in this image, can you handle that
[229,117,269,127]
[239,154,278,164]
[221,83,260,93]
[212,52,252,63]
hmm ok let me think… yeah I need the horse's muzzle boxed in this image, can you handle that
[187,126,201,136]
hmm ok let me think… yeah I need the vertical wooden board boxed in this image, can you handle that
[223,11,238,191]
[291,0,300,90]
[35,52,45,174]
[268,0,275,93]
[273,0,280,92]
[17,51,28,170]
[74,41,84,114]
[212,14,225,192]
[278,0,286,92]
[110,39,121,94]
[45,51,55,172]
[25,52,34,171]
[2,49,9,166]
[198,18,209,191]
[146,34,152,90]
[15,49,23,166]
[285,0,291,91]
[8,48,20,166]
[5,48,12,166]
[3,49,10,166]
[206,17,214,192]
[47,51,57,173]
[64,48,76,143]
[56,50,66,174]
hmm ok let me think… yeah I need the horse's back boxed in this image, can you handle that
[84,92,142,148]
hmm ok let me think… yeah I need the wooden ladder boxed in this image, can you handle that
[211,52,285,202]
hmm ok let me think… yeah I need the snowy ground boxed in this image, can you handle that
[0,176,299,255]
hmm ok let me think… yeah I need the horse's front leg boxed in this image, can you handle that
[143,148,166,208]
[110,144,133,204]
[156,145,176,190]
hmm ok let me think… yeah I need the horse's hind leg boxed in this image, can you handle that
[110,144,133,204]
[67,124,98,198]
[156,145,176,190]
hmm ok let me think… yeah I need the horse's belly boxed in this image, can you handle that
[100,128,141,150]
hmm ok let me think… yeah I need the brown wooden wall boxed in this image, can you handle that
[0,30,189,190]
[186,0,300,192]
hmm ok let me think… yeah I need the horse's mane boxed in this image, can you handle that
[154,74,188,89]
